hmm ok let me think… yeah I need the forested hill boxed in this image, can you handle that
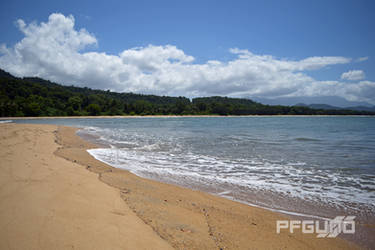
[0,69,374,117]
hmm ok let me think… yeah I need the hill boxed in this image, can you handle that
[1,69,374,117]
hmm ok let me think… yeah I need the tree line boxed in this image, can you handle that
[0,69,374,117]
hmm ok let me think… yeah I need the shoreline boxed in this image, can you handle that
[1,114,375,120]
[55,124,359,249]
[85,138,375,249]
[0,123,361,249]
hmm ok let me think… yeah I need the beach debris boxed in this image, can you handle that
[120,189,130,194]
[180,228,192,233]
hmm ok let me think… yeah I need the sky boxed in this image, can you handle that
[0,0,374,106]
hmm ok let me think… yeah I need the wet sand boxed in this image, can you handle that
[0,123,358,249]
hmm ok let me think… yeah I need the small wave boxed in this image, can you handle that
[82,126,104,133]
[0,120,12,124]
[294,137,321,142]
[136,143,162,152]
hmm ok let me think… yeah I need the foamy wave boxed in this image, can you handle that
[87,146,375,209]
[0,120,12,123]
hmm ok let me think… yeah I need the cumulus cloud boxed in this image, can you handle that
[0,13,374,104]
[341,70,365,81]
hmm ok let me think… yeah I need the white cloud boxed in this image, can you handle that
[341,70,365,81]
[0,13,374,104]
[356,56,369,62]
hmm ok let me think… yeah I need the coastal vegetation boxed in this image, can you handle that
[1,69,374,117]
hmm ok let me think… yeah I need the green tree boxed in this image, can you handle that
[68,96,82,111]
[134,100,151,114]
[24,102,42,116]
[86,103,101,115]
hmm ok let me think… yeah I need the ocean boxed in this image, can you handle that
[13,116,375,222]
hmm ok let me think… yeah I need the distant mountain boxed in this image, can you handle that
[294,103,375,112]
[295,103,339,109]
[254,96,373,108]
[343,106,375,112]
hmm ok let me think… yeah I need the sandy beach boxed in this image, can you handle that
[0,123,358,249]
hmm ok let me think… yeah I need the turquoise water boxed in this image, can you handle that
[12,116,375,220]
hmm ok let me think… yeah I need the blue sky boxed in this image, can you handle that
[0,0,374,106]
